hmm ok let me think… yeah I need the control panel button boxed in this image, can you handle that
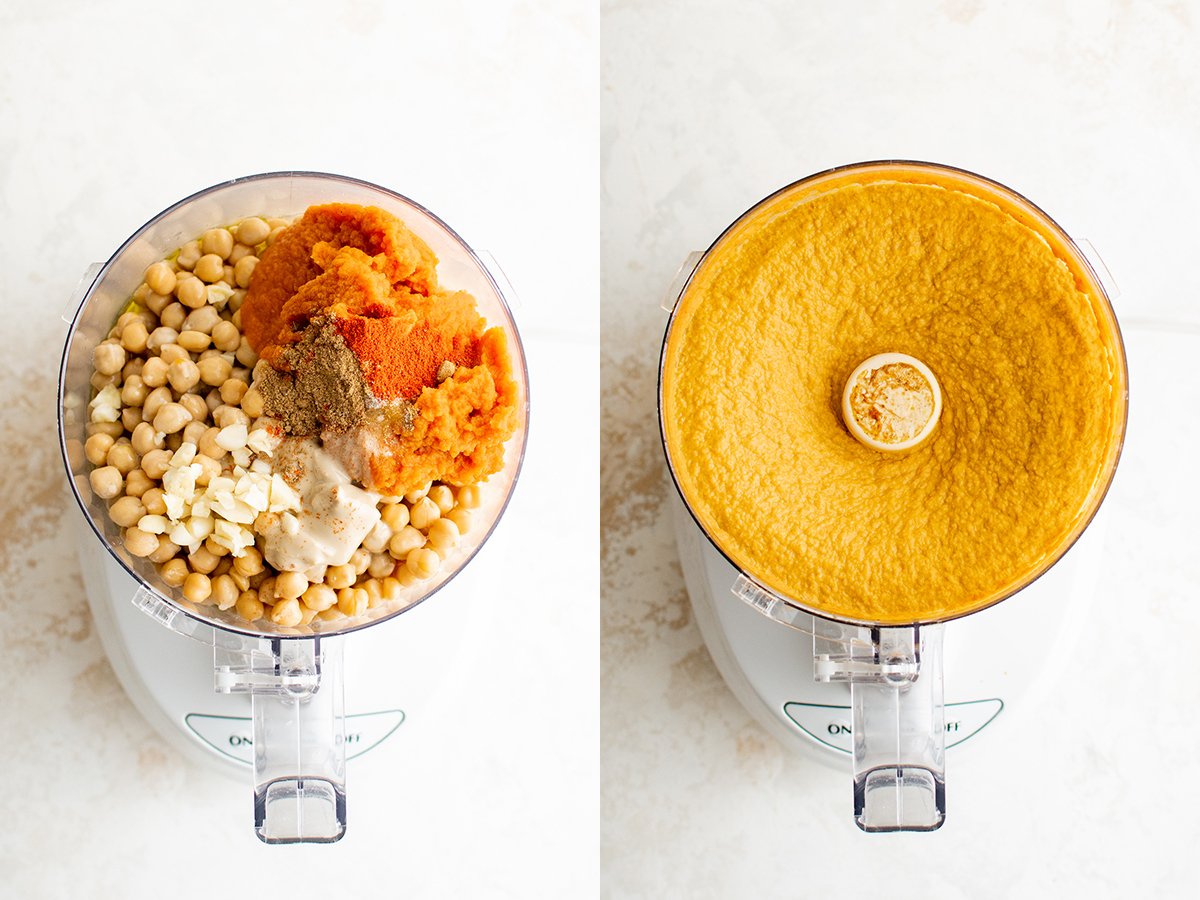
[782,698,1004,753]
[184,709,407,765]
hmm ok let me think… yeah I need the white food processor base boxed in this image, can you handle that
[672,495,1104,770]
[78,507,488,778]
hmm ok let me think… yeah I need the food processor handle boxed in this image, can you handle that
[250,636,347,844]
[850,624,946,832]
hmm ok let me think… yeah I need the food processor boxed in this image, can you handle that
[59,172,529,843]
[657,161,1128,832]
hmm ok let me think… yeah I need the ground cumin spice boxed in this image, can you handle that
[255,317,370,434]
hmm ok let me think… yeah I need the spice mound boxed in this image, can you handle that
[241,203,518,498]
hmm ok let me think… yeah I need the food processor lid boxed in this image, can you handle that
[656,160,1130,631]
[58,171,531,641]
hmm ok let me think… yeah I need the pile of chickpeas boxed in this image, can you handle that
[84,216,483,630]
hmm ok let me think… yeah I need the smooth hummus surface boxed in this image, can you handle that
[661,172,1124,624]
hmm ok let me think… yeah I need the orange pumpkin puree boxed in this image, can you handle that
[241,203,517,497]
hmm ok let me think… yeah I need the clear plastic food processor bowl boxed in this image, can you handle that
[58,172,529,843]
[658,160,1128,832]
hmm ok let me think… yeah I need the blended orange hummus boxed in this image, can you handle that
[661,165,1125,624]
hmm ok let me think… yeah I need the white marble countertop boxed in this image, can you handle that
[0,1,597,897]
[601,1,1200,897]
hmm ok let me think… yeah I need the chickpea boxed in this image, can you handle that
[183,305,221,334]
[236,216,270,246]
[145,291,173,316]
[409,496,440,531]
[167,358,200,392]
[123,526,158,558]
[141,448,172,480]
[236,590,264,623]
[106,442,139,475]
[381,577,402,602]
[177,330,210,353]
[188,545,220,575]
[212,320,241,352]
[176,275,207,309]
[367,552,395,578]
[233,547,264,577]
[149,536,180,564]
[387,526,425,559]
[446,508,472,535]
[395,566,419,588]
[233,255,258,288]
[336,587,368,618]
[426,518,460,553]
[85,432,115,465]
[124,469,153,498]
[201,228,234,260]
[193,253,224,283]
[235,337,258,368]
[428,484,455,514]
[120,375,148,407]
[324,564,357,590]
[89,466,123,499]
[406,548,441,579]
[159,558,190,588]
[270,598,303,627]
[121,319,149,354]
[93,342,126,376]
[160,344,190,367]
[176,240,202,271]
[141,356,169,388]
[142,487,167,515]
[160,302,187,332]
[179,393,208,422]
[213,405,249,428]
[182,420,207,447]
[198,356,232,386]
[182,572,212,604]
[301,583,337,612]
[109,495,146,528]
[198,426,227,459]
[267,225,287,246]
[204,387,223,413]
[229,291,246,314]
[120,406,143,434]
[153,402,191,435]
[229,243,252,264]
[381,502,409,531]
[258,576,277,606]
[230,570,250,592]
[121,357,144,381]
[143,385,172,422]
[219,377,248,405]
[240,386,264,418]
[404,482,431,504]
[456,485,481,509]
[146,326,179,353]
[145,260,177,296]
[211,574,239,610]
[275,571,308,600]
[88,421,125,439]
[350,548,371,575]
[297,604,319,626]
[362,578,384,608]
[316,608,344,623]
[222,264,236,286]
[204,537,230,557]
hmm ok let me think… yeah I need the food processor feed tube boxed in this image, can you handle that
[59,173,528,844]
